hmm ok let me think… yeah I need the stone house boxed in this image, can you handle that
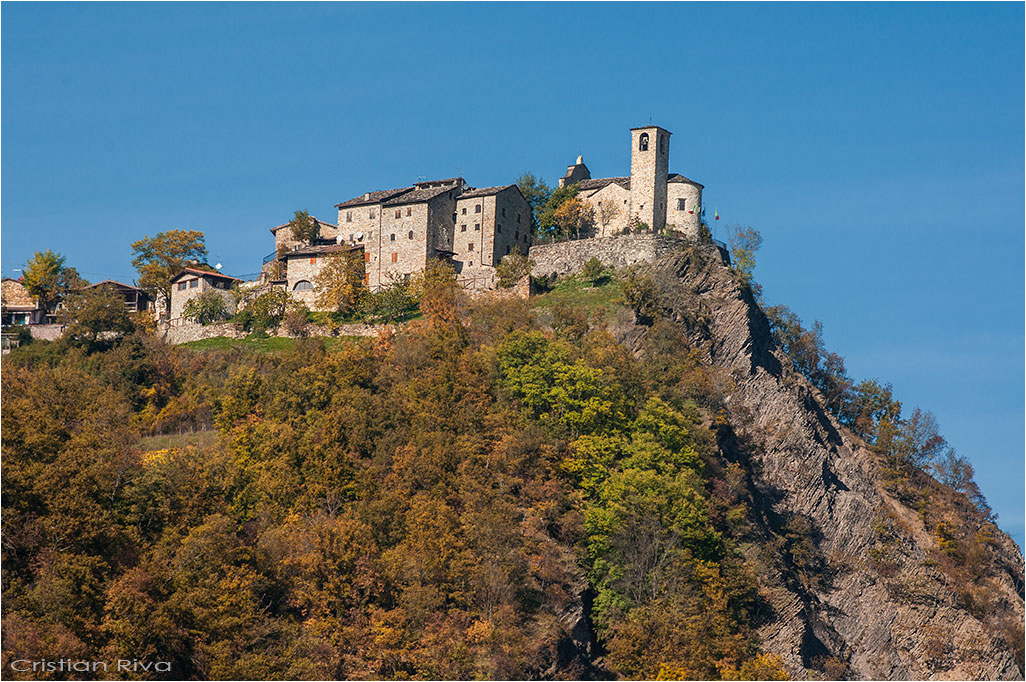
[452,185,532,289]
[167,267,241,323]
[557,125,704,238]
[1,278,47,327]
[281,242,364,309]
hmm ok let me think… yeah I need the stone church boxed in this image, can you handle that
[558,125,704,239]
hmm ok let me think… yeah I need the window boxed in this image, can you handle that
[497,225,502,233]
[461,224,467,232]
[502,208,506,217]
[391,252,398,263]
[461,207,467,215]
[514,231,519,239]
[369,210,376,219]
[309,257,317,264]
[189,279,198,289]
[177,281,187,291]
[474,223,480,231]
[677,198,686,211]
[395,209,401,218]
[346,211,352,223]
[293,280,313,291]
[406,207,412,216]
[408,230,414,240]
[517,213,521,223]
[469,261,473,266]
[475,204,481,213]
[364,273,369,284]
[364,252,370,262]
[390,233,396,241]
[505,245,511,255]
[639,132,649,151]
[468,243,474,251]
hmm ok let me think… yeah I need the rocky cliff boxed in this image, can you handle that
[623,244,1025,680]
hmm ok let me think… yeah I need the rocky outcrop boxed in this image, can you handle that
[638,244,1025,680]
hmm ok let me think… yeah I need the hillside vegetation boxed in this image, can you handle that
[2,243,1022,681]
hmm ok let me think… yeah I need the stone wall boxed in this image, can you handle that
[28,324,64,342]
[160,320,388,346]
[528,233,690,279]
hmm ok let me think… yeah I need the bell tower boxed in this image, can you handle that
[629,125,670,231]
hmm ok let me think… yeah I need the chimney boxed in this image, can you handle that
[364,192,370,200]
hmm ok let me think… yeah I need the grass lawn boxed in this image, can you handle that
[179,334,366,353]
[529,274,623,326]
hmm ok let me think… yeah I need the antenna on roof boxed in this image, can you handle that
[215,263,223,270]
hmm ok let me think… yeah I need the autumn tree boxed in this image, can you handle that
[288,209,320,244]
[597,200,621,235]
[537,183,580,241]
[315,250,366,316]
[553,196,595,240]
[131,230,208,315]
[21,250,83,311]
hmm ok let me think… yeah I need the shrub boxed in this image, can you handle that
[238,288,289,333]
[495,252,534,289]
[618,267,660,324]
[282,301,311,337]
[580,257,605,284]
[182,290,231,325]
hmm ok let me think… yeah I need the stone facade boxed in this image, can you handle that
[160,319,388,345]
[453,185,531,273]
[168,267,240,322]
[558,125,704,239]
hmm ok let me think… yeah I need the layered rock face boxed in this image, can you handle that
[638,245,1024,680]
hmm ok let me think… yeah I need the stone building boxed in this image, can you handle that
[558,125,704,238]
[1,278,46,327]
[167,266,241,323]
[281,242,363,308]
[327,177,530,291]
[83,280,154,313]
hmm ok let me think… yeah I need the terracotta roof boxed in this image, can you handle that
[334,187,413,209]
[458,185,515,199]
[383,184,456,206]
[169,267,242,283]
[668,173,704,189]
[269,217,337,234]
[1,279,38,308]
[577,177,630,191]
[283,243,363,258]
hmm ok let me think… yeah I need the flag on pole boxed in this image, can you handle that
[714,209,720,221]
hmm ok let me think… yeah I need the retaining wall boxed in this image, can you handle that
[527,234,690,278]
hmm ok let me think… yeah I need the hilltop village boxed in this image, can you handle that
[2,124,714,342]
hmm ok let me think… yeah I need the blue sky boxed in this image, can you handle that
[3,3,1023,544]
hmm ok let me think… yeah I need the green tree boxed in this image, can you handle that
[315,251,366,316]
[725,225,762,292]
[581,257,605,283]
[182,290,231,325]
[288,209,320,244]
[494,252,534,289]
[58,285,135,351]
[618,266,661,324]
[22,250,83,312]
[131,230,208,315]
[365,275,417,324]
[515,172,552,231]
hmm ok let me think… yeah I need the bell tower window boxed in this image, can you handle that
[639,133,649,151]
